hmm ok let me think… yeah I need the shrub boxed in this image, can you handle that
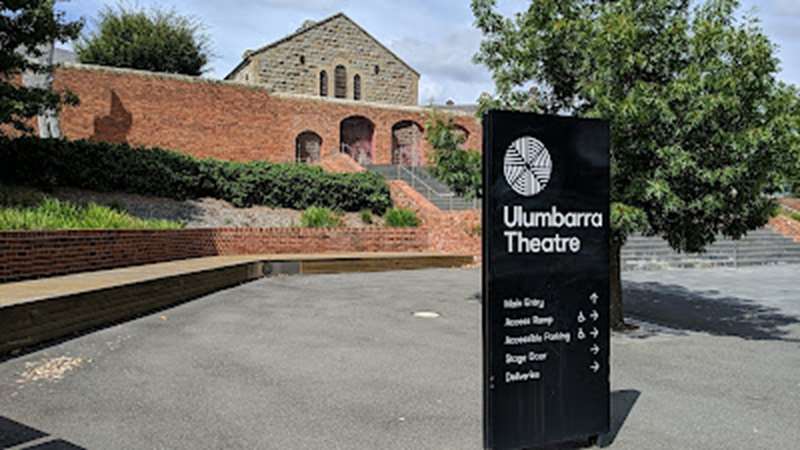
[384,207,420,228]
[791,211,800,222]
[0,184,47,208]
[75,4,210,76]
[360,209,373,225]
[300,207,342,228]
[425,111,482,199]
[0,137,392,213]
[0,198,182,230]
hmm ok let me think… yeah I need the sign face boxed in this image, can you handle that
[482,111,610,450]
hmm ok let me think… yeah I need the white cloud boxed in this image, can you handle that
[391,28,489,84]
[389,27,493,103]
[773,0,800,16]
[234,0,347,12]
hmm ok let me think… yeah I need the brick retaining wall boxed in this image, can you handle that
[0,227,428,283]
[52,64,481,165]
[769,216,800,243]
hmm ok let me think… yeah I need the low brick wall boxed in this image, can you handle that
[769,216,800,243]
[388,180,481,259]
[212,227,428,255]
[0,227,428,283]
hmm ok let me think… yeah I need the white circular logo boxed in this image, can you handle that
[504,136,552,196]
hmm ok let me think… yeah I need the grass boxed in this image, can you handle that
[0,197,183,231]
[384,207,420,228]
[300,207,343,228]
[791,211,800,222]
[360,209,374,225]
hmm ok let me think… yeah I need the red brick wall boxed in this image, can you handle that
[388,180,481,260]
[769,216,800,243]
[0,227,429,283]
[53,65,482,165]
[317,152,367,173]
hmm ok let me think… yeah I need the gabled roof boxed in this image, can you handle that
[224,12,419,80]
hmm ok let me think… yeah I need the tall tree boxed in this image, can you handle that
[75,4,210,76]
[0,0,82,135]
[472,0,800,329]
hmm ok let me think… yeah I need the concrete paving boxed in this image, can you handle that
[1,266,799,449]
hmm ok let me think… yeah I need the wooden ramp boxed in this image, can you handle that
[0,253,473,355]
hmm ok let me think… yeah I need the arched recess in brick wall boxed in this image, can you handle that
[453,124,470,143]
[340,116,374,165]
[295,131,322,163]
[391,120,424,166]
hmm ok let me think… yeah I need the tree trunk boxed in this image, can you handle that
[609,240,626,330]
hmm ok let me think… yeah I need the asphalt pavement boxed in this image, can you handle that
[1,266,799,449]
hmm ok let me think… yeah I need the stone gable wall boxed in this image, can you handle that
[234,15,419,106]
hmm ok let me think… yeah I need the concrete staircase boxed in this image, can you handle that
[367,164,479,210]
[622,227,800,271]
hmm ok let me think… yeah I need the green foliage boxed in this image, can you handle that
[472,0,800,253]
[0,0,83,133]
[75,4,210,76]
[300,207,342,228]
[425,111,482,199]
[360,209,374,225]
[470,223,482,237]
[384,208,420,228]
[790,211,800,223]
[0,137,392,213]
[610,203,649,246]
[0,197,182,230]
[0,184,47,208]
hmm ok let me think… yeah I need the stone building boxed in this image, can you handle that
[225,13,419,107]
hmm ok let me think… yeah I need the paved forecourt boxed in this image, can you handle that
[0,266,799,449]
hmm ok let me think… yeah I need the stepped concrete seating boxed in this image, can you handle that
[622,227,800,271]
[367,164,479,210]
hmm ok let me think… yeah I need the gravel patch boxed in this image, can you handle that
[52,188,384,228]
[17,356,87,384]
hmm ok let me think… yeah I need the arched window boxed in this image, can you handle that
[353,75,361,101]
[319,71,328,97]
[334,65,347,99]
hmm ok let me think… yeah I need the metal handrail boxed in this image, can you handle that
[396,165,456,198]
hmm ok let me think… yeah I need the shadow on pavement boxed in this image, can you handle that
[0,416,86,449]
[623,281,800,341]
[532,389,640,449]
[598,389,640,448]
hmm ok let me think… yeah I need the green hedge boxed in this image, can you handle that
[0,137,392,213]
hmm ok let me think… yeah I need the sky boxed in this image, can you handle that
[58,0,800,105]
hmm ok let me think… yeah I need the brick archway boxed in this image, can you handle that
[453,124,470,142]
[391,120,424,166]
[340,116,375,165]
[295,130,322,163]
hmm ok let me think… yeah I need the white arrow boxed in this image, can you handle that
[590,292,599,304]
[577,328,586,340]
[577,311,586,323]
[590,310,600,322]
[590,344,600,355]
[590,361,600,373]
[590,327,600,339]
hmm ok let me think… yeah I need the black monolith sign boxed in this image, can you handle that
[482,110,610,450]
